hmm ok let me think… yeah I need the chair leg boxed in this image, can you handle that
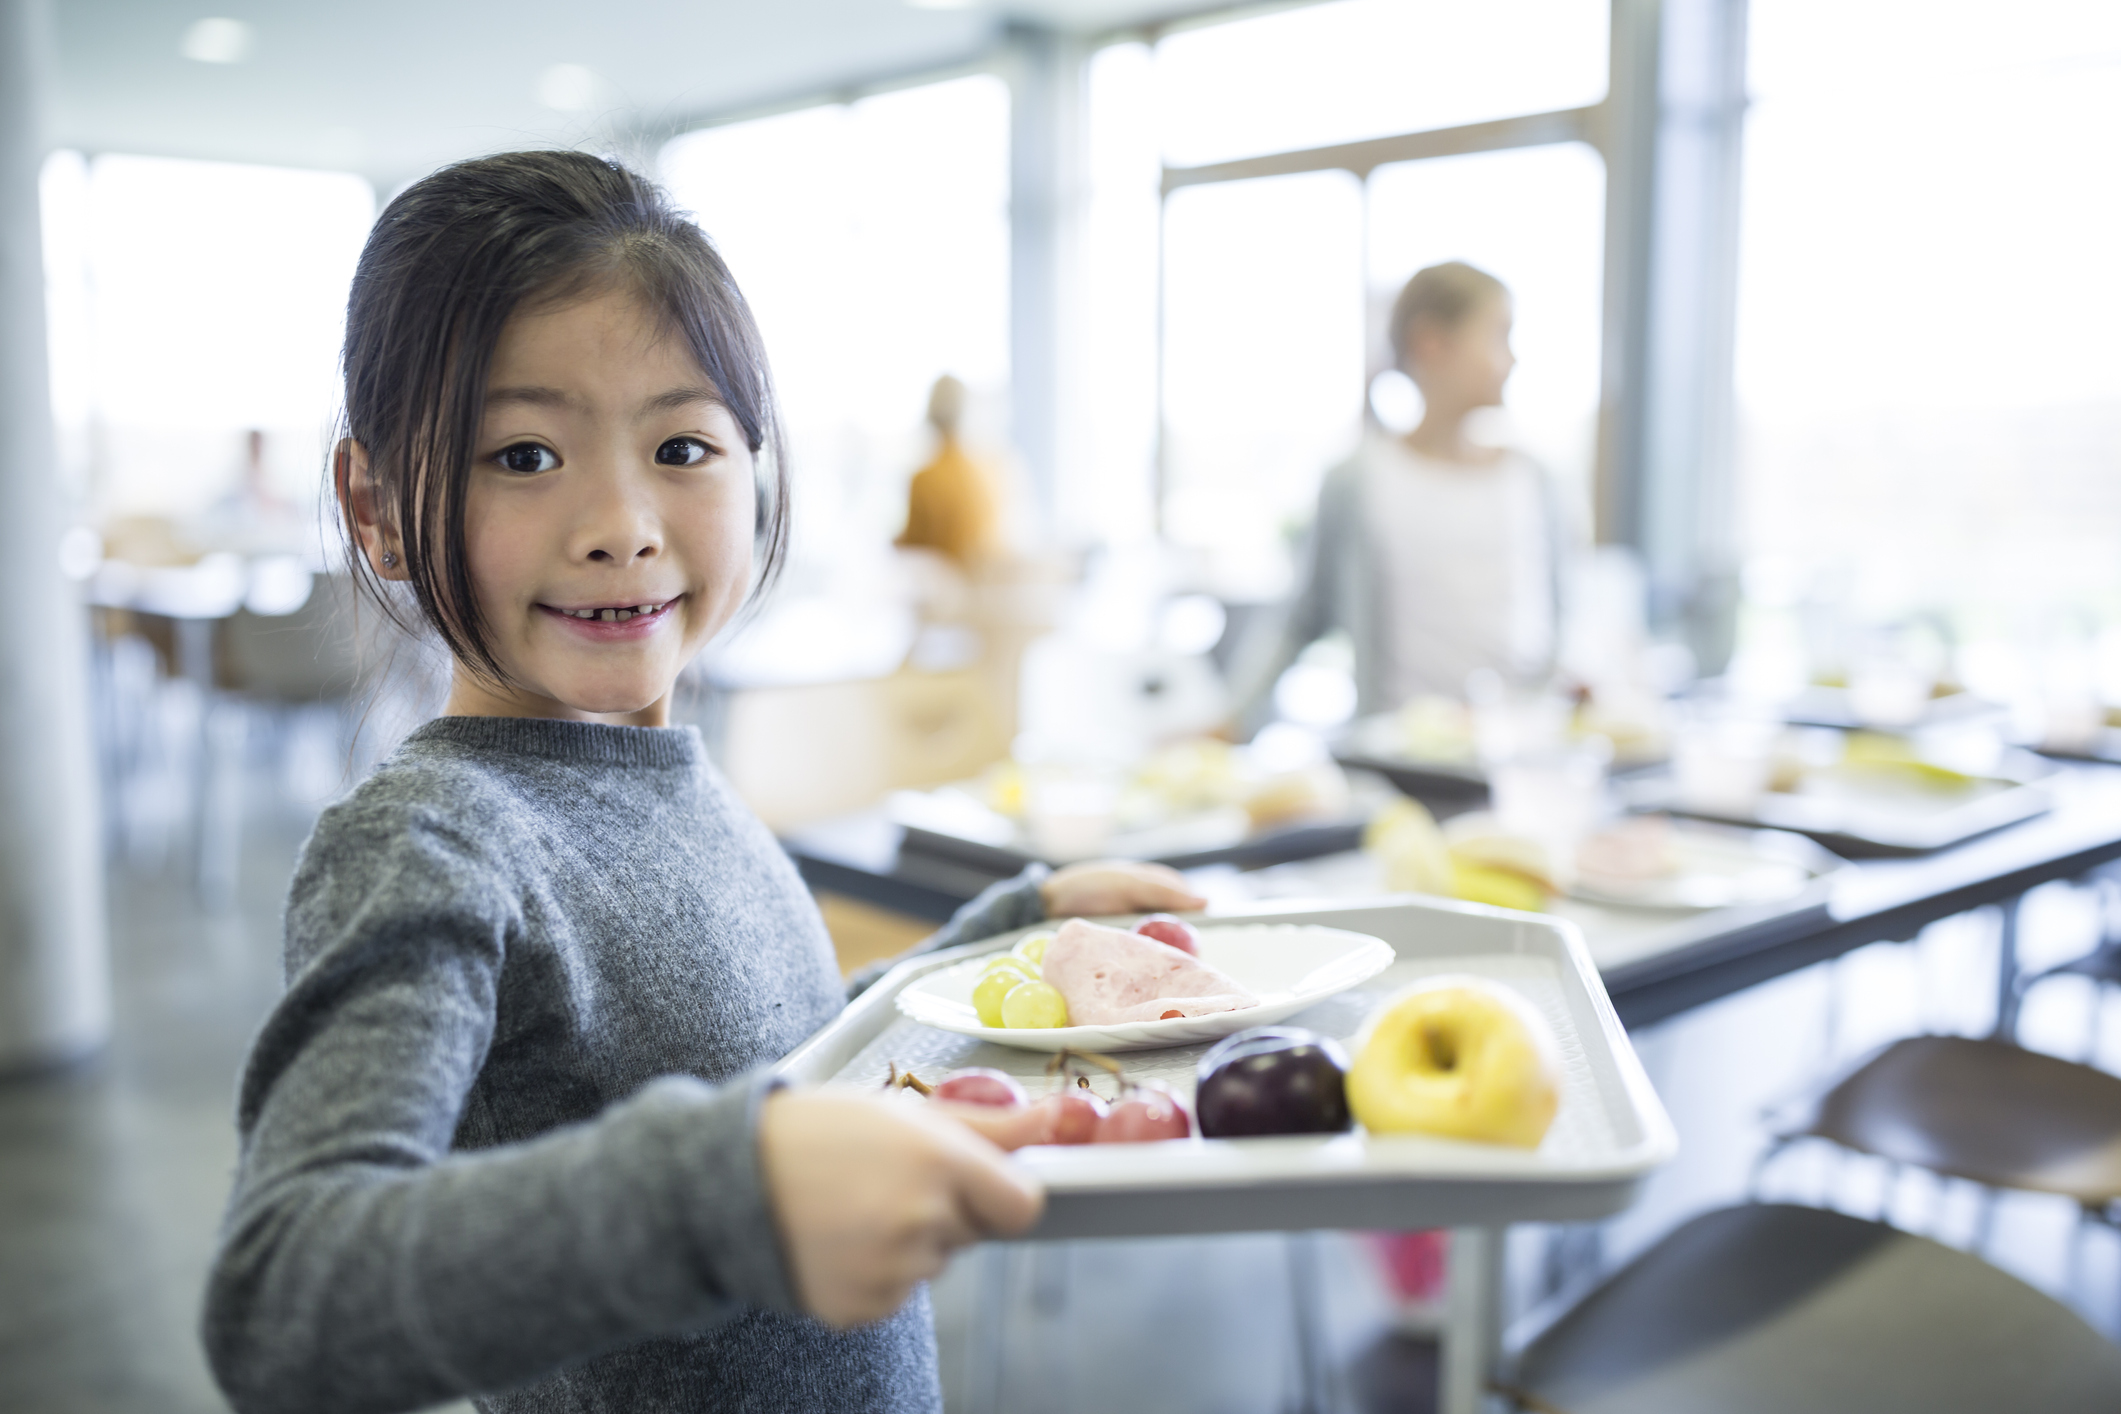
[1748,1134,1799,1201]
[2090,980,2108,1068]
[2067,1203,2090,1309]
[1971,1183,1998,1257]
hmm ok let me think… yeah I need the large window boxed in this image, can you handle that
[1079,0,1610,593]
[1162,168,1366,575]
[660,76,1012,587]
[1732,0,2121,697]
[40,154,374,524]
[1153,0,1608,167]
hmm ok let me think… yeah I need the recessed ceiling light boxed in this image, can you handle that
[537,64,602,113]
[179,17,253,64]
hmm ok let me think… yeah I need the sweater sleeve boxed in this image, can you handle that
[844,864,1051,999]
[202,801,797,1414]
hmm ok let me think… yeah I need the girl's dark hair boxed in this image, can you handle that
[334,149,787,681]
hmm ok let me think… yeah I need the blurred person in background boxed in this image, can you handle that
[191,428,309,555]
[1231,262,1568,733]
[897,373,1006,568]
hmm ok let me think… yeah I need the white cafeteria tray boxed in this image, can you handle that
[776,897,1677,1239]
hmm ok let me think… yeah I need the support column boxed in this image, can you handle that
[1594,0,1749,671]
[1441,1226,1505,1414]
[1007,23,1088,534]
[0,0,110,1071]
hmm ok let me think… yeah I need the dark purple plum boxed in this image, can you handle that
[1194,1027,1352,1137]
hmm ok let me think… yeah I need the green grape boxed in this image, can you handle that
[980,954,1034,979]
[1001,980,1070,1029]
[1012,931,1055,968]
[972,969,1023,1027]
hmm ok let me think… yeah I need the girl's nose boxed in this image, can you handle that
[575,474,663,564]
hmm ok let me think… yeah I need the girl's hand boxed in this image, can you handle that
[1038,861,1208,920]
[758,1089,1046,1328]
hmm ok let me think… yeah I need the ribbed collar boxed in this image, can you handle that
[409,715,702,770]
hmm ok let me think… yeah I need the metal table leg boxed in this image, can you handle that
[1993,894,2024,1039]
[1286,1231,1330,1414]
[1442,1227,1503,1414]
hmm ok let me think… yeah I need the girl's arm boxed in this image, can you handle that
[843,865,1049,999]
[203,805,798,1414]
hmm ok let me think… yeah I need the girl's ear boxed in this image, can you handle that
[336,438,410,582]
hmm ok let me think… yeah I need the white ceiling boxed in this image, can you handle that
[50,0,1218,188]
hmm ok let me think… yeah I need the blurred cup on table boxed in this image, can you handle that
[1488,738,1612,884]
[1847,621,1946,729]
[1466,669,1571,766]
[1671,709,1779,817]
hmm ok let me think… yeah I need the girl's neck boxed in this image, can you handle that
[1401,406,1502,467]
[443,668,672,728]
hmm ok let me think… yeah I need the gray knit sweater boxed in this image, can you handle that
[203,716,1046,1414]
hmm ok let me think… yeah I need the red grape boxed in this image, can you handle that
[933,1068,1026,1108]
[1135,914,1199,956]
[1095,1081,1194,1143]
[1032,1088,1108,1144]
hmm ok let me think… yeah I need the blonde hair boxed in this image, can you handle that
[1387,261,1508,371]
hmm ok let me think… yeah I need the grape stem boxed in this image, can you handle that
[1045,1047,1130,1096]
[884,1062,934,1097]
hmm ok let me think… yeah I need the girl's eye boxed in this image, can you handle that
[498,443,558,474]
[655,437,712,467]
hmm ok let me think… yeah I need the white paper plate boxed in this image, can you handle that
[894,923,1396,1052]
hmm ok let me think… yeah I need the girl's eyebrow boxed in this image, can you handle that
[482,384,727,416]
[487,385,573,410]
[643,384,726,415]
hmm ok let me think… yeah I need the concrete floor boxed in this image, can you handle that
[0,823,480,1414]
[0,836,285,1413]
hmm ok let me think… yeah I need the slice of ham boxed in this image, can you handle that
[1041,918,1259,1026]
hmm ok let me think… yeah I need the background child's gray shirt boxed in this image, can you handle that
[203,715,1045,1414]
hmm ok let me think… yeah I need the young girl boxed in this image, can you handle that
[202,150,1201,1414]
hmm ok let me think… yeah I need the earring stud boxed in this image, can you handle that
[381,551,397,568]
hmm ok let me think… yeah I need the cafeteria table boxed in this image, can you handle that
[785,764,2121,1413]
[785,762,2121,1031]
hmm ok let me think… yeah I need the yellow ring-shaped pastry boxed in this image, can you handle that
[1346,980,1559,1148]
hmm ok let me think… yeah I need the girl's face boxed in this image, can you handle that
[441,285,756,725]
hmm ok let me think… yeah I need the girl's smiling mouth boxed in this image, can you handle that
[538,597,680,637]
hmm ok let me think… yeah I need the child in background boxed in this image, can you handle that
[1231,261,1568,732]
[202,151,1201,1414]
